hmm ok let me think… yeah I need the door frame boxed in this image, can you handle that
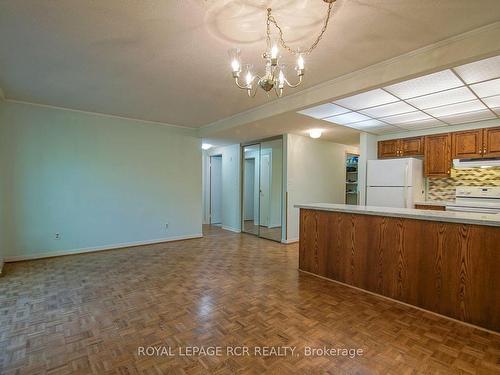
[209,154,223,225]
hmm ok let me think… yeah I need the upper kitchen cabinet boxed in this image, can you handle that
[401,137,424,156]
[424,133,451,177]
[378,137,424,158]
[378,139,400,158]
[483,127,500,158]
[452,129,483,159]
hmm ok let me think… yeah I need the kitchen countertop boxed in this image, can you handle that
[295,203,500,227]
[414,200,453,207]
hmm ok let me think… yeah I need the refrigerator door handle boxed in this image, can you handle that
[403,163,409,208]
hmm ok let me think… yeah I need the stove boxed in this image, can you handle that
[447,186,500,214]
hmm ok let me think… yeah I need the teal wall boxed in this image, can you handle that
[0,101,202,259]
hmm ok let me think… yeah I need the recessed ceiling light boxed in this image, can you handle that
[437,109,496,124]
[483,95,500,108]
[469,78,500,98]
[407,87,476,110]
[297,103,350,119]
[454,55,500,84]
[359,101,415,118]
[323,111,371,125]
[333,89,398,110]
[425,99,486,117]
[382,111,432,125]
[202,143,213,150]
[385,70,463,99]
[309,129,322,139]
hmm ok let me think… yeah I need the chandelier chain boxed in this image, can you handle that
[266,2,334,56]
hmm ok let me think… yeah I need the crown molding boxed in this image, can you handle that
[4,99,197,134]
[199,21,500,138]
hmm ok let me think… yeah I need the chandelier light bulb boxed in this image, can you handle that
[278,70,285,88]
[309,129,322,139]
[246,71,253,86]
[297,55,305,70]
[271,45,279,59]
[231,59,240,73]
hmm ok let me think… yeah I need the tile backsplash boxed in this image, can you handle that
[427,168,500,201]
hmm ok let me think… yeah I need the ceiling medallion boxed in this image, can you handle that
[228,0,336,98]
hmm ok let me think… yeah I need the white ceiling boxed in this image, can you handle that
[1,0,500,127]
[297,55,500,134]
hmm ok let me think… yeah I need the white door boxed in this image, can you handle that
[210,156,222,224]
[367,186,413,208]
[260,153,271,227]
[367,159,410,187]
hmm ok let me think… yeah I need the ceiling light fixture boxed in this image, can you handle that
[201,143,213,150]
[229,0,336,98]
[309,129,323,139]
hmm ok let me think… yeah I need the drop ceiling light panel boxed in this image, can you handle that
[397,119,446,130]
[369,125,403,135]
[483,95,500,109]
[384,70,463,99]
[297,103,349,119]
[470,78,500,98]
[454,55,500,84]
[438,109,496,125]
[426,99,486,117]
[359,101,415,118]
[323,111,371,125]
[407,87,476,110]
[343,119,387,130]
[333,89,398,110]
[382,111,432,125]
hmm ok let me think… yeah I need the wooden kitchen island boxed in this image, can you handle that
[297,204,500,332]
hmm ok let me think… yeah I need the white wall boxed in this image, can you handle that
[286,134,359,242]
[0,101,202,260]
[202,144,241,232]
[358,132,378,205]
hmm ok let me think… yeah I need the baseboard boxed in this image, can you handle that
[282,238,299,244]
[222,226,241,233]
[4,233,203,262]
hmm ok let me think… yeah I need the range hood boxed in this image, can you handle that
[453,158,500,168]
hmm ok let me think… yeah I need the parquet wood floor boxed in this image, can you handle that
[0,225,498,374]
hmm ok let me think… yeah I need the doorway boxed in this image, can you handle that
[209,155,222,225]
[241,137,283,242]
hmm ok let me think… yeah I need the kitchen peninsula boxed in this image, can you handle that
[296,204,500,332]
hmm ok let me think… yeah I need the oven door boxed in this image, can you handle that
[446,205,500,214]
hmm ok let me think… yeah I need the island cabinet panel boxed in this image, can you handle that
[484,126,500,157]
[452,129,483,159]
[299,209,500,332]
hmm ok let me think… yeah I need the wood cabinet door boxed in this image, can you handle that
[424,134,451,177]
[483,127,500,158]
[401,137,424,156]
[452,129,483,159]
[378,140,400,158]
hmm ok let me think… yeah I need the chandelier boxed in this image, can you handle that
[228,0,336,98]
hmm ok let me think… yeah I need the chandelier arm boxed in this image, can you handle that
[284,75,303,88]
[234,77,250,90]
[274,86,284,98]
[267,2,333,56]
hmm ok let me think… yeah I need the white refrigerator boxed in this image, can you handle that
[366,158,424,208]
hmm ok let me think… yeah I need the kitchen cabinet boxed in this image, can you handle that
[401,137,424,156]
[424,133,451,177]
[452,129,483,159]
[378,137,424,158]
[378,139,400,158]
[483,127,500,158]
